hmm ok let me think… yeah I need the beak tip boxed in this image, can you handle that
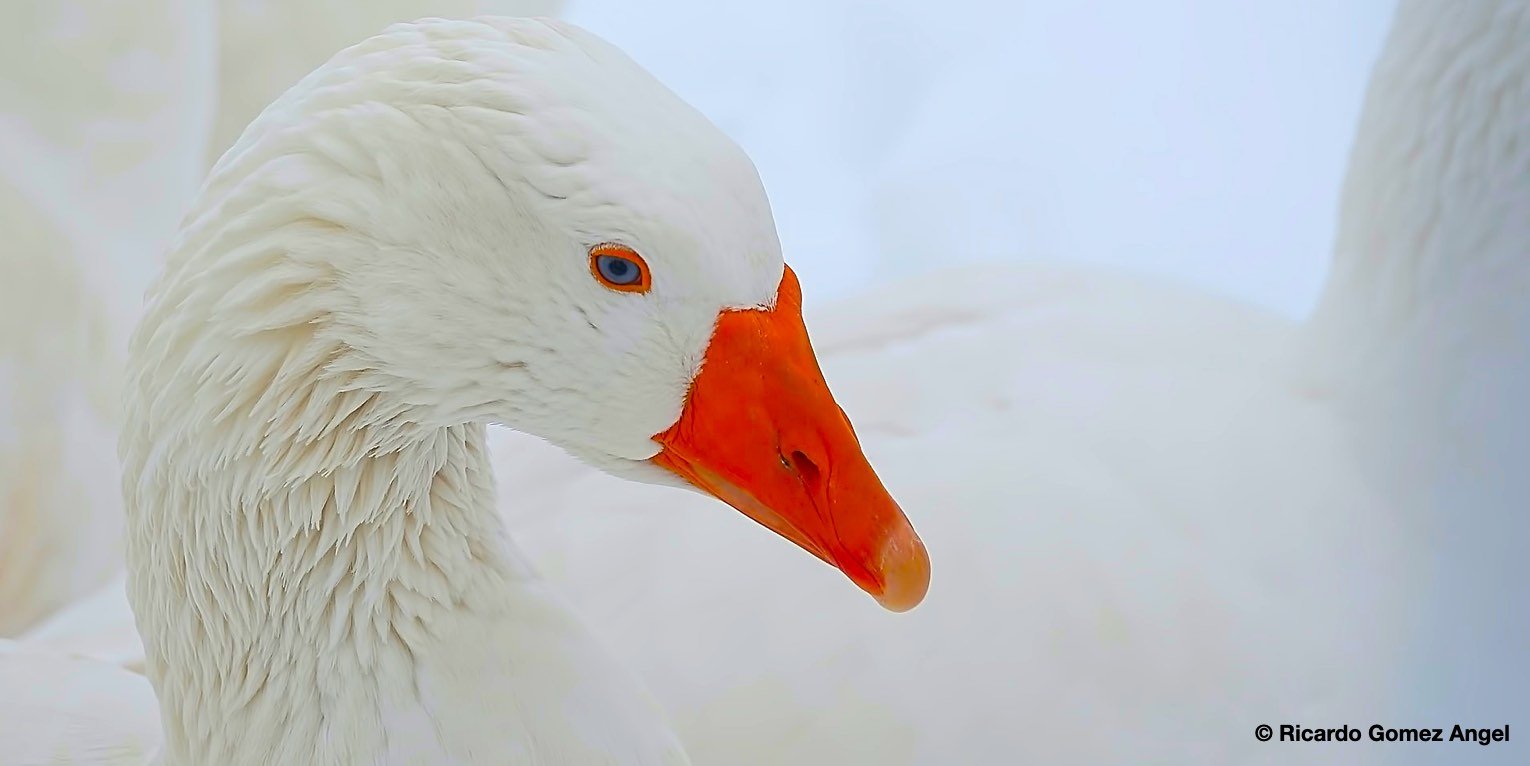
[869,529,930,613]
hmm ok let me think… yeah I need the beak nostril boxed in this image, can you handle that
[787,449,822,489]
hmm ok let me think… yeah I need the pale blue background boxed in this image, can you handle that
[566,1,1395,318]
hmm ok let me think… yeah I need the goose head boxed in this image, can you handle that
[169,17,929,610]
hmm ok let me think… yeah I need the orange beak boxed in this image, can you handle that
[651,266,929,612]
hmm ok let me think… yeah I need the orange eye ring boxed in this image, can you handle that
[589,243,652,293]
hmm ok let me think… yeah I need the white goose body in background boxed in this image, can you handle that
[3,17,929,765]
[9,1,1529,764]
[1299,0,1529,738]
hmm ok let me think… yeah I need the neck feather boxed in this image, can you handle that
[122,184,686,764]
[124,338,528,764]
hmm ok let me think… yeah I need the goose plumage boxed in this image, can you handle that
[11,1,1530,764]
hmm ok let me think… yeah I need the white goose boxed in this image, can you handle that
[4,16,927,765]
[15,1,1529,764]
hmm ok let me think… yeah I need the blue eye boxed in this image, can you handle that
[597,254,639,284]
[589,245,651,292]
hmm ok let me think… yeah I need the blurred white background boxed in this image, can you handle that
[566,0,1394,317]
